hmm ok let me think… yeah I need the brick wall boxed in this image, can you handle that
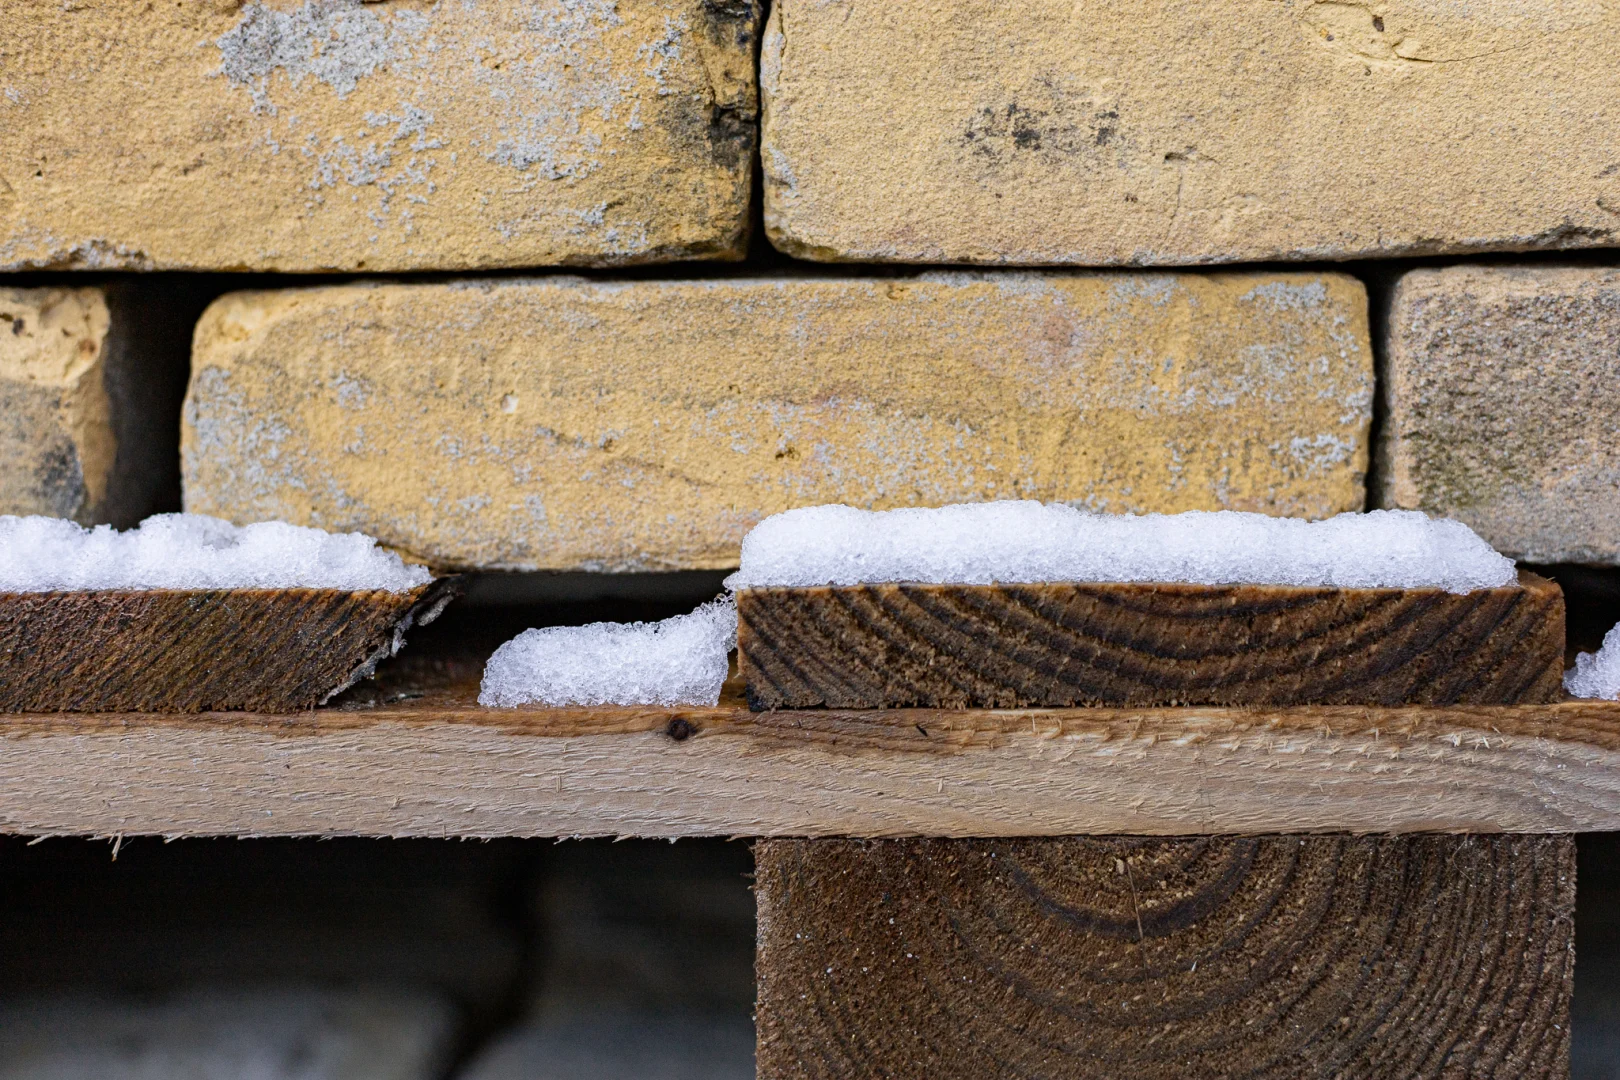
[4,0,1615,573]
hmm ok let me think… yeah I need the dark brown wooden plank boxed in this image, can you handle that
[739,572,1565,709]
[756,835,1574,1080]
[0,580,456,712]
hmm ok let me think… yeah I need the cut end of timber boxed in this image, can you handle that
[739,573,1565,709]
[0,578,460,713]
[755,836,1574,1080]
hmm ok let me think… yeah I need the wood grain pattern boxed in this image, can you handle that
[756,835,1575,1080]
[4,690,1620,836]
[0,582,455,712]
[739,574,1565,709]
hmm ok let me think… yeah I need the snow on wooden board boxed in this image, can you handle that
[726,503,1516,593]
[727,503,1549,710]
[0,515,448,713]
[0,514,430,592]
[480,597,735,708]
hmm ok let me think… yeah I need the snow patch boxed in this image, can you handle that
[0,514,430,593]
[480,595,735,707]
[1566,623,1620,700]
[725,503,1516,594]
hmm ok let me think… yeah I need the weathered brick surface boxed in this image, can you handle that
[0,286,193,527]
[183,273,1371,572]
[1377,265,1620,565]
[761,0,1620,266]
[0,0,757,272]
[1,289,118,522]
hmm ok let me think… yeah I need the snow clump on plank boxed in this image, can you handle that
[480,595,736,708]
[725,503,1516,594]
[0,514,431,593]
[1565,623,1620,700]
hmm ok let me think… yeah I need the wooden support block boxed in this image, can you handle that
[739,573,1565,709]
[0,583,453,713]
[756,835,1574,1080]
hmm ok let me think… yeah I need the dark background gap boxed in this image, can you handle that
[1,834,1614,1077]
[0,835,755,1079]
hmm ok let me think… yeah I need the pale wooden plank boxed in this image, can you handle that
[3,696,1620,837]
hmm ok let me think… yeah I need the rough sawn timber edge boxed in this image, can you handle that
[737,574,1565,709]
[754,836,1575,1080]
[3,698,1620,837]
[0,581,458,712]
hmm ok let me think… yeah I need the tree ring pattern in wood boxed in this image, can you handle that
[738,576,1565,709]
[0,581,456,713]
[755,835,1573,1080]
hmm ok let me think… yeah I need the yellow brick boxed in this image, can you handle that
[183,273,1373,572]
[0,288,116,521]
[761,0,1620,265]
[0,0,758,272]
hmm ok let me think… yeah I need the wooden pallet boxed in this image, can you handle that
[0,581,1593,1078]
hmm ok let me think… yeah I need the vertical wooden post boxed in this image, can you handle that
[756,835,1574,1080]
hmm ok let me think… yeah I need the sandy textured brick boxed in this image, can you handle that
[0,0,757,272]
[1377,266,1620,565]
[0,290,113,522]
[0,287,194,526]
[760,0,1620,266]
[183,272,1372,572]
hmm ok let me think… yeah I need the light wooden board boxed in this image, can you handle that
[4,693,1620,837]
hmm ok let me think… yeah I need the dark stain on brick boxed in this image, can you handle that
[701,0,761,50]
[658,0,760,174]
[961,87,1129,170]
[29,436,87,520]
